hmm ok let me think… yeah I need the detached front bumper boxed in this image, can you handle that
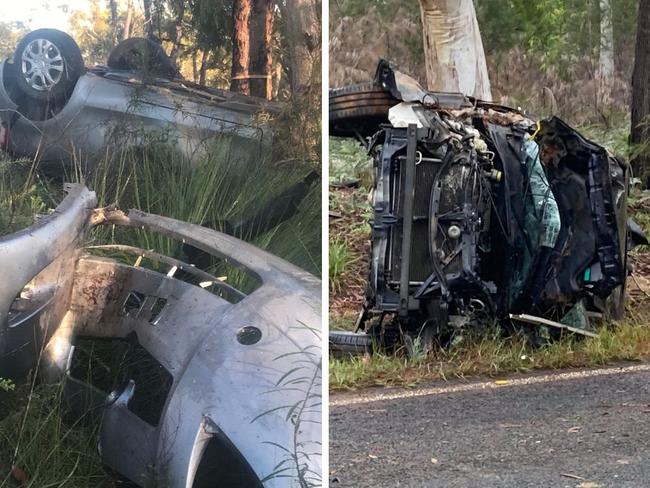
[1,184,322,487]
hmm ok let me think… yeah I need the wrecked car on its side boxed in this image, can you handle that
[330,60,647,353]
[1,184,321,487]
[0,29,278,166]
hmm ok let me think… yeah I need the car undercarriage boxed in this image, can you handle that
[330,60,647,353]
[0,29,277,167]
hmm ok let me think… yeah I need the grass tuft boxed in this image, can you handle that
[329,237,358,293]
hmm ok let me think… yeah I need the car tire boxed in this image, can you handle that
[107,38,179,79]
[329,82,398,137]
[329,330,372,356]
[13,29,84,102]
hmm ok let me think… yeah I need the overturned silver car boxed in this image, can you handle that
[1,184,322,486]
[0,29,277,166]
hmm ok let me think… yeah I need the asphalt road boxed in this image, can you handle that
[330,364,650,487]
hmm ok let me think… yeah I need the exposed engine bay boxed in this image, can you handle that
[330,60,647,352]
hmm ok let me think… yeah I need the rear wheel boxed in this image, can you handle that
[13,29,84,102]
[329,82,398,138]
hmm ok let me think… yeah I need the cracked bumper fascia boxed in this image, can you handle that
[1,184,322,487]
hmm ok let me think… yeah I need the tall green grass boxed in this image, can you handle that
[0,382,112,488]
[329,137,370,184]
[329,237,359,293]
[76,133,321,275]
[0,155,55,236]
[0,133,321,273]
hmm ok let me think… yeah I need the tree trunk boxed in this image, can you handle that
[249,0,274,99]
[199,49,209,86]
[418,0,491,100]
[230,0,252,95]
[597,0,615,107]
[192,49,199,83]
[631,0,650,180]
[108,0,118,45]
[143,0,155,39]
[169,1,186,65]
[284,0,320,93]
[123,0,134,40]
[273,58,282,99]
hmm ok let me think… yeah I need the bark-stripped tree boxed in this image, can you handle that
[230,0,252,95]
[123,0,134,40]
[418,0,491,100]
[631,0,650,180]
[249,0,274,99]
[108,0,118,45]
[597,0,615,108]
[284,0,320,93]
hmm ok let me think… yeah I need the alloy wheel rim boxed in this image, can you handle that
[21,38,64,91]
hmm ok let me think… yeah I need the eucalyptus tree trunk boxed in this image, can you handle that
[169,1,186,65]
[192,50,198,83]
[418,0,491,100]
[143,0,155,39]
[284,0,320,93]
[199,49,209,86]
[108,0,118,45]
[597,0,615,107]
[631,0,650,180]
[249,0,274,99]
[231,0,252,95]
[123,0,134,40]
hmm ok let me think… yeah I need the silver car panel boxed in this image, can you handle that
[0,63,278,164]
[1,184,322,487]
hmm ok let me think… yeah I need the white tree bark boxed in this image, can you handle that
[597,0,615,106]
[418,0,492,100]
[123,0,133,40]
